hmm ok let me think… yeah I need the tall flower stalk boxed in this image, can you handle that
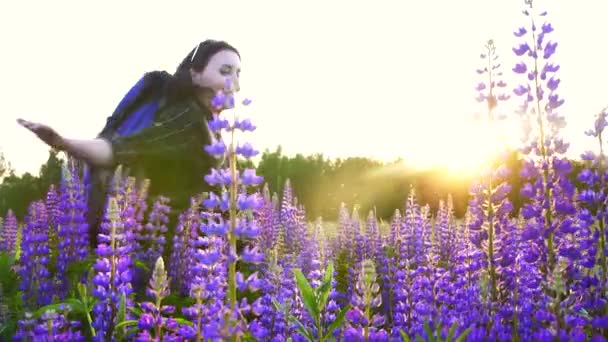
[579,107,608,283]
[91,185,135,341]
[512,0,567,274]
[203,86,264,339]
[1,210,18,255]
[512,1,582,335]
[55,164,90,298]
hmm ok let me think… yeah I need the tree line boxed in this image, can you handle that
[0,147,586,222]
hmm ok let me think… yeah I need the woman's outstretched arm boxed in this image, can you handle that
[17,119,114,167]
[60,138,114,166]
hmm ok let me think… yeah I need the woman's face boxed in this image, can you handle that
[191,49,241,95]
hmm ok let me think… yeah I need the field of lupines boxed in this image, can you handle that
[1,3,608,341]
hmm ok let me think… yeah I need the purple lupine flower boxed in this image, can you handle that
[205,139,227,157]
[91,194,135,341]
[467,164,514,310]
[475,39,510,120]
[345,259,388,341]
[254,184,280,252]
[134,257,188,340]
[0,209,18,255]
[401,190,431,268]
[44,184,61,253]
[568,108,608,335]
[182,235,229,340]
[55,164,90,299]
[18,201,54,308]
[137,196,171,269]
[169,195,203,296]
[233,118,256,132]
[192,90,266,338]
[235,143,259,158]
[13,306,85,341]
[512,4,584,335]
[248,248,298,341]
[433,196,458,268]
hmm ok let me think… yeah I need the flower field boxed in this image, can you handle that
[1,3,608,341]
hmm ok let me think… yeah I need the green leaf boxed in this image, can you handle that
[133,259,150,273]
[63,298,86,314]
[32,303,67,318]
[173,318,194,326]
[114,294,127,340]
[271,298,284,312]
[399,330,411,342]
[287,315,314,341]
[322,262,334,285]
[317,262,334,312]
[446,322,457,342]
[129,306,143,316]
[454,327,472,342]
[435,319,443,342]
[323,304,350,341]
[242,332,258,342]
[423,320,435,342]
[114,320,138,330]
[294,268,319,320]
[415,336,426,342]
[126,327,140,337]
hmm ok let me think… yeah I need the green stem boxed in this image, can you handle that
[530,16,555,275]
[529,14,562,332]
[484,43,498,332]
[364,280,372,342]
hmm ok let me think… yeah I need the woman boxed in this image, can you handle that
[17,39,242,248]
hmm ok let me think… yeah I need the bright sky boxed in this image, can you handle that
[1,0,607,176]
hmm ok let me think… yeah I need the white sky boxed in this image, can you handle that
[1,0,607,176]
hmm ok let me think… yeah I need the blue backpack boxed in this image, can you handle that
[99,71,171,139]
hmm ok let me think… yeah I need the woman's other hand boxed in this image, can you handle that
[17,118,65,150]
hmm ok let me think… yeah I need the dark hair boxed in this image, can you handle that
[165,39,240,106]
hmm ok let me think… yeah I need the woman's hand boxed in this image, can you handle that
[17,118,65,150]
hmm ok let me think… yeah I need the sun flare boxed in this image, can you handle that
[400,116,520,175]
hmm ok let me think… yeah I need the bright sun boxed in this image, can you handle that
[400,116,521,175]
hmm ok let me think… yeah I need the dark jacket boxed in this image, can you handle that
[86,75,221,247]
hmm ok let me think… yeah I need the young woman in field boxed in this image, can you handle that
[17,39,242,248]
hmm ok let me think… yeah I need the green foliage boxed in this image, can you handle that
[0,251,24,340]
[399,320,472,342]
[273,262,350,342]
[0,150,64,219]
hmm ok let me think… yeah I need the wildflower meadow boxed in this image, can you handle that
[1,3,608,341]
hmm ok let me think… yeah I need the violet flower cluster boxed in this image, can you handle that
[0,209,18,255]
[55,164,90,298]
[18,201,54,308]
[134,257,185,341]
[91,186,135,342]
[13,305,85,341]
[184,87,265,339]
